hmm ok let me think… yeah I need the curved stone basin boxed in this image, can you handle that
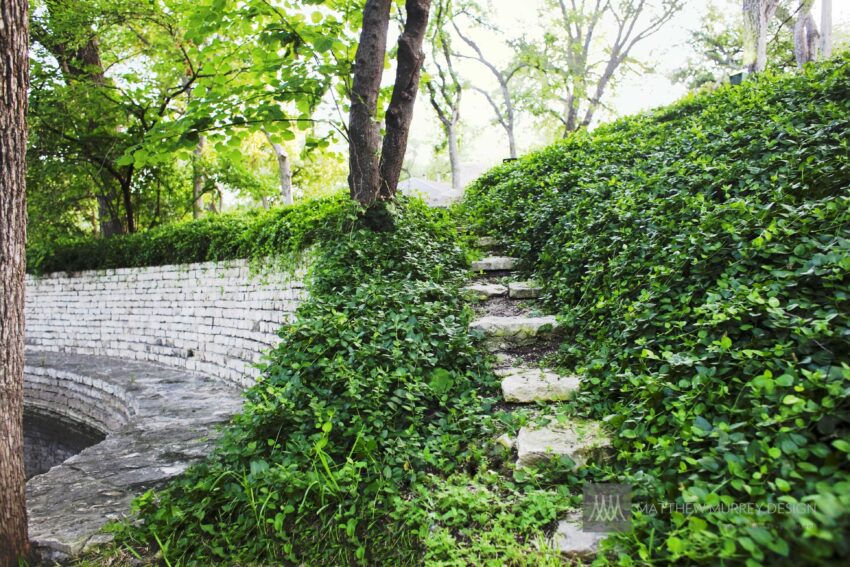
[25,350,244,562]
[24,408,105,480]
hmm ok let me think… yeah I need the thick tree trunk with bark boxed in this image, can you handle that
[348,0,431,205]
[0,0,31,563]
[378,0,431,199]
[348,0,391,204]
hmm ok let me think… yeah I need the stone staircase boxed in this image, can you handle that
[465,237,612,558]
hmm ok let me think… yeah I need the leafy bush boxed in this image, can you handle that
[112,200,511,565]
[461,56,850,564]
[26,193,351,275]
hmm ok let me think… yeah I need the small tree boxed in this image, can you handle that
[527,0,682,134]
[450,2,526,158]
[0,0,31,563]
[348,0,432,205]
[424,0,464,189]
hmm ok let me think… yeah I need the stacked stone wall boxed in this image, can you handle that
[25,259,305,387]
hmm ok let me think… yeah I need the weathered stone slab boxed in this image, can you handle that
[516,420,611,469]
[550,513,607,558]
[498,367,580,403]
[469,315,559,349]
[470,256,519,272]
[507,281,542,299]
[475,236,500,250]
[462,283,508,300]
[25,350,244,563]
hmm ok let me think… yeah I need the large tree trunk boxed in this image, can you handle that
[348,0,391,205]
[0,0,31,563]
[262,130,293,206]
[348,0,431,205]
[378,0,431,199]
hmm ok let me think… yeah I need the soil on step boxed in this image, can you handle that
[474,296,543,317]
[493,340,561,369]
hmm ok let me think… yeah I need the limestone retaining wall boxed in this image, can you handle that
[25,259,306,387]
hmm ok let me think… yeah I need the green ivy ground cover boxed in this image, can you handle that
[26,193,351,275]
[92,199,570,565]
[461,56,850,564]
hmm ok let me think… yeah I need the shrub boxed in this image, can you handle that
[461,56,850,563]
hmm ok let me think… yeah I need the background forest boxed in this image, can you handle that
[28,0,848,251]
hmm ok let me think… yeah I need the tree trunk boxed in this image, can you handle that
[743,0,778,73]
[499,78,517,158]
[348,0,431,205]
[794,0,817,67]
[820,0,832,58]
[262,130,293,206]
[378,0,432,199]
[0,0,31,563]
[348,0,392,205]
[447,120,460,189]
[192,136,205,219]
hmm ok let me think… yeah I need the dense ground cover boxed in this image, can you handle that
[53,55,850,566]
[461,55,850,564]
[85,199,568,565]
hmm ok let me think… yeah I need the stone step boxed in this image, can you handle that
[549,513,607,558]
[507,281,542,299]
[469,315,559,349]
[470,256,519,272]
[497,366,580,403]
[516,420,611,469]
[475,236,501,250]
[462,283,508,301]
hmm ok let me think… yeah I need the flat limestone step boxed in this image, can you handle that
[476,236,500,250]
[462,283,508,300]
[516,420,611,469]
[469,315,559,349]
[550,513,607,558]
[470,256,520,272]
[508,281,542,299]
[497,366,580,403]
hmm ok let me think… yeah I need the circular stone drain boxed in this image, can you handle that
[24,350,244,563]
[24,407,105,480]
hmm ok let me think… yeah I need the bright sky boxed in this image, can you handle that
[404,0,850,181]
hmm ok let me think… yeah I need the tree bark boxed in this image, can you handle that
[348,0,392,205]
[262,130,293,206]
[743,0,779,73]
[447,120,460,189]
[820,0,832,58]
[794,0,819,67]
[348,0,431,205]
[192,136,205,218]
[0,0,31,563]
[378,0,431,199]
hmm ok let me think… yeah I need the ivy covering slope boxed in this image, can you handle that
[96,199,566,565]
[462,56,850,564]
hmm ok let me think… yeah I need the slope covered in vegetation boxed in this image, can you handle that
[461,55,850,563]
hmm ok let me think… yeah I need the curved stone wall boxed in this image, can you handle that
[25,259,305,387]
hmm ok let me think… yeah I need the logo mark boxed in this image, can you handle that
[583,483,632,532]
